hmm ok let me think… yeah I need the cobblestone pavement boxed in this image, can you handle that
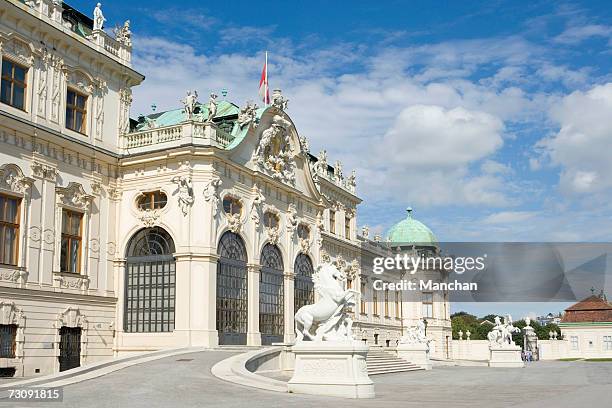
[2,351,611,408]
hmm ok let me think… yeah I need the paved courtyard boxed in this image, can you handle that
[2,351,611,408]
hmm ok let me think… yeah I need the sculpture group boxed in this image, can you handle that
[487,315,520,347]
[294,263,359,342]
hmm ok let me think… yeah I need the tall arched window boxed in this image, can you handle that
[217,231,248,345]
[294,253,314,313]
[124,227,176,333]
[260,244,284,345]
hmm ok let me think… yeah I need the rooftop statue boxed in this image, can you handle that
[181,90,198,119]
[93,3,106,31]
[487,314,520,348]
[271,89,289,111]
[207,93,218,122]
[294,263,359,342]
[238,101,259,129]
[114,20,132,47]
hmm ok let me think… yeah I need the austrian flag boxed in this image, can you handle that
[259,52,270,105]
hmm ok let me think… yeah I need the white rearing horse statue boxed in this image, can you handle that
[294,263,359,342]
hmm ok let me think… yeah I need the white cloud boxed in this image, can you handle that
[483,211,538,224]
[554,24,612,44]
[539,83,612,194]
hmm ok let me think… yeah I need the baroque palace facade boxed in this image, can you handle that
[0,0,450,377]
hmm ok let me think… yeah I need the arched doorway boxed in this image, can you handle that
[294,253,314,313]
[217,231,248,345]
[124,227,176,333]
[260,244,284,345]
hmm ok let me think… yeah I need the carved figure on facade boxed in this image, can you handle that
[252,115,296,185]
[294,263,359,342]
[118,88,133,133]
[287,203,298,231]
[347,170,356,191]
[299,135,309,154]
[249,184,265,226]
[334,160,343,183]
[203,175,223,215]
[207,93,218,122]
[36,49,50,116]
[93,3,106,30]
[171,175,194,216]
[56,182,92,210]
[181,90,199,119]
[238,101,259,129]
[0,164,33,195]
[316,150,328,175]
[54,274,90,291]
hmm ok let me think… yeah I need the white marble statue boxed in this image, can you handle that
[93,3,106,31]
[207,93,218,122]
[294,263,359,342]
[400,320,430,346]
[203,176,222,215]
[114,20,132,47]
[271,89,289,110]
[181,90,198,119]
[237,101,259,129]
[252,115,296,185]
[523,317,538,353]
[487,314,520,348]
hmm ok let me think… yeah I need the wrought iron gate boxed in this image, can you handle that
[260,244,284,345]
[294,254,315,313]
[59,327,81,372]
[217,232,248,345]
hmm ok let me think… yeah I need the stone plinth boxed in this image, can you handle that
[489,345,524,368]
[396,342,431,370]
[288,341,375,399]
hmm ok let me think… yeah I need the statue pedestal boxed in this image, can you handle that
[489,345,524,368]
[288,341,375,399]
[396,342,431,370]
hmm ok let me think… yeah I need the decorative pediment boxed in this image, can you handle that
[251,114,296,186]
[0,301,25,326]
[0,35,34,65]
[56,306,87,329]
[0,164,33,195]
[63,67,95,94]
[53,273,90,292]
[56,182,93,211]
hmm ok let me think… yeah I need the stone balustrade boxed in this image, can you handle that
[122,121,235,153]
[90,30,132,66]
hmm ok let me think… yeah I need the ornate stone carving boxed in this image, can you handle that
[181,90,198,119]
[361,225,369,238]
[0,269,28,286]
[93,3,106,31]
[320,249,331,263]
[90,181,102,196]
[171,175,194,216]
[36,48,50,117]
[0,164,33,195]
[56,306,88,329]
[94,79,107,140]
[138,209,160,227]
[299,135,309,154]
[399,320,430,346]
[316,150,328,175]
[238,101,259,129]
[118,88,133,134]
[207,93,218,122]
[113,20,132,47]
[251,115,296,185]
[54,274,90,291]
[203,175,222,215]
[56,182,93,211]
[0,301,25,358]
[226,212,242,234]
[334,160,343,183]
[89,238,100,253]
[31,161,57,181]
[287,203,298,232]
[2,38,32,64]
[271,89,289,110]
[50,57,63,122]
[347,170,356,192]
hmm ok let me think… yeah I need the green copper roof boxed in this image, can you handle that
[136,100,240,130]
[387,208,438,246]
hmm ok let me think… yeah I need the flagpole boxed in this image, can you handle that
[265,50,269,106]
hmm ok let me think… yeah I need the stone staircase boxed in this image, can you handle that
[366,348,424,375]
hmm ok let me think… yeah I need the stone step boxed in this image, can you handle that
[365,349,424,375]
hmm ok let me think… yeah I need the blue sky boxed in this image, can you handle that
[71,1,612,316]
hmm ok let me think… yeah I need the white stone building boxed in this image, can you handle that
[0,0,450,378]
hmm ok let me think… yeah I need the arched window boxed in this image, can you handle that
[260,244,284,345]
[217,231,248,345]
[124,227,175,333]
[294,253,314,313]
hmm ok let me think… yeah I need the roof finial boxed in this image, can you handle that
[591,286,596,295]
[406,206,413,218]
